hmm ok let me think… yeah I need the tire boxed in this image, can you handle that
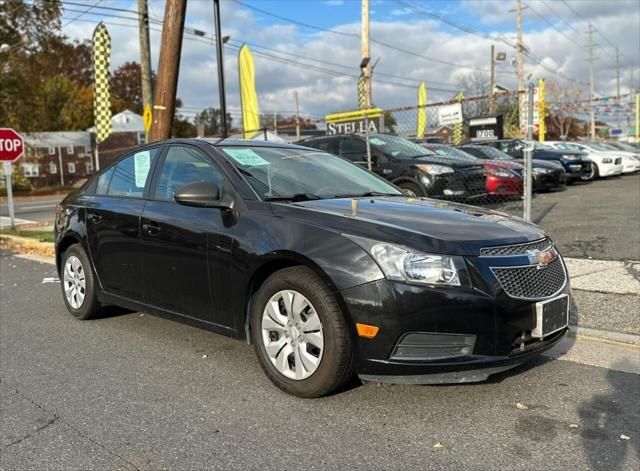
[580,163,596,181]
[60,243,101,320]
[395,180,424,197]
[250,266,354,398]
[592,163,600,179]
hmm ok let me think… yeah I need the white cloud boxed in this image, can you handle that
[62,0,640,124]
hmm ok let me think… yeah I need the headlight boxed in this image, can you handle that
[562,154,580,161]
[489,168,516,178]
[602,157,612,164]
[346,236,466,286]
[416,164,455,175]
[534,167,552,174]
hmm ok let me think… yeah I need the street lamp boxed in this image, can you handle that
[213,0,228,137]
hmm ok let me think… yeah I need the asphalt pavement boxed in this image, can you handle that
[1,253,638,470]
[0,196,61,227]
[532,174,640,261]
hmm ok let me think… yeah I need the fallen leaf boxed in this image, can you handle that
[202,354,208,359]
[432,442,444,449]
[516,402,529,410]
[139,314,144,317]
[620,434,631,440]
[569,424,579,429]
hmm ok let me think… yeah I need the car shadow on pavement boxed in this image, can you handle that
[92,305,135,320]
[577,360,640,470]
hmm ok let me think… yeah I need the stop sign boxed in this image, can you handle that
[0,128,25,162]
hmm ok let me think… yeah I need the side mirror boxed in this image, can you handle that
[174,181,233,209]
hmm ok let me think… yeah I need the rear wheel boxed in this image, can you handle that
[250,266,354,398]
[61,244,100,320]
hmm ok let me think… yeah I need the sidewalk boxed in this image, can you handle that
[565,258,640,341]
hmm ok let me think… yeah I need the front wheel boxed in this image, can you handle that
[60,244,100,320]
[395,180,424,197]
[250,266,354,398]
[580,163,596,181]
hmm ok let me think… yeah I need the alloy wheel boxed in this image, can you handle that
[261,290,324,380]
[63,255,86,309]
[581,163,596,181]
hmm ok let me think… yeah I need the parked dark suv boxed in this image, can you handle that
[300,134,487,202]
[478,139,590,182]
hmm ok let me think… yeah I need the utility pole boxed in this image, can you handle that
[273,112,277,136]
[615,47,621,130]
[361,0,372,108]
[138,0,153,125]
[587,24,596,140]
[294,91,301,140]
[514,0,527,136]
[150,0,187,142]
[490,44,496,114]
[213,0,228,138]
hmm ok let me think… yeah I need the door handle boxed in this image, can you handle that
[88,214,102,224]
[142,223,160,236]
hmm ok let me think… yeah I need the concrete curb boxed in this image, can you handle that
[568,325,640,346]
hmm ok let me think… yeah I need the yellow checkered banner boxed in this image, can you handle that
[92,22,112,144]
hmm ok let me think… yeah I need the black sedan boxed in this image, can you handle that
[461,144,567,192]
[55,139,570,397]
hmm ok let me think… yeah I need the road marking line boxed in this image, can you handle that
[0,216,37,228]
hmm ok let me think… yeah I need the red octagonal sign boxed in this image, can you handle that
[0,128,25,162]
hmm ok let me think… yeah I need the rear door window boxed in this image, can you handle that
[338,138,367,163]
[108,148,159,197]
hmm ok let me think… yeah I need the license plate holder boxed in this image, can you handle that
[532,294,569,338]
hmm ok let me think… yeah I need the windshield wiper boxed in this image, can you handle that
[263,193,324,202]
[331,191,402,198]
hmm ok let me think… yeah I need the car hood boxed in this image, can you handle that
[271,197,546,256]
[483,159,523,170]
[412,155,481,167]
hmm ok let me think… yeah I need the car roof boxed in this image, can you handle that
[152,137,313,151]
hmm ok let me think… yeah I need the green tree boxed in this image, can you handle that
[194,107,234,136]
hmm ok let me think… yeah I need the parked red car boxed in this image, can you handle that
[483,160,523,197]
[414,143,523,198]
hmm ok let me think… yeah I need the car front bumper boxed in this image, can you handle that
[340,261,571,383]
[599,162,624,177]
[532,169,566,191]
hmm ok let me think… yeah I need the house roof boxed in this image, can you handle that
[87,109,145,133]
[24,131,91,149]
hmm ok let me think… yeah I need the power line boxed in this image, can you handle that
[61,0,103,28]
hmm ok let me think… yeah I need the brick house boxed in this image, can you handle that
[88,110,146,169]
[22,132,94,188]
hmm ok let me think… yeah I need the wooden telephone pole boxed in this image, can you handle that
[149,0,187,141]
[138,0,153,119]
[361,0,372,108]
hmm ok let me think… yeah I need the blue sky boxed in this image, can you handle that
[60,0,640,125]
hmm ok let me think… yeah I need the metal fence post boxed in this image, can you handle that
[365,114,372,171]
[523,83,534,222]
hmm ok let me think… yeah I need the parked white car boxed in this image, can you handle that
[546,141,624,179]
[597,143,640,173]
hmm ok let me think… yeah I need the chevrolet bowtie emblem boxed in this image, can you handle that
[527,247,558,269]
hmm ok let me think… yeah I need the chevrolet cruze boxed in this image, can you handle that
[55,139,571,397]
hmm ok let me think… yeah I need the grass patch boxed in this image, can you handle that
[1,229,55,243]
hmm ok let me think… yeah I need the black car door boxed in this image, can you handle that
[141,144,234,329]
[86,147,160,300]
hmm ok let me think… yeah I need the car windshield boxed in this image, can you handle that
[615,142,640,152]
[532,141,551,150]
[587,142,614,151]
[555,142,582,152]
[471,146,512,160]
[427,146,478,161]
[219,146,402,200]
[368,134,433,159]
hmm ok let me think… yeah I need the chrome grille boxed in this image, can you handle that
[492,258,566,299]
[480,238,552,256]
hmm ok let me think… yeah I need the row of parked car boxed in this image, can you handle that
[298,134,640,203]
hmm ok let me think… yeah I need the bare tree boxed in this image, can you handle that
[545,80,583,140]
[456,71,491,117]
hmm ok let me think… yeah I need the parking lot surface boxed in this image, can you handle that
[532,174,640,261]
[1,253,638,470]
